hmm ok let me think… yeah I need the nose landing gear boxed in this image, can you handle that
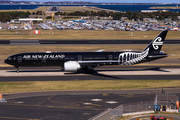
[15,66,19,73]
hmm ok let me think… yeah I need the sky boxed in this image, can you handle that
[11,0,180,3]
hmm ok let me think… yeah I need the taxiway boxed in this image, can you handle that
[1,89,180,120]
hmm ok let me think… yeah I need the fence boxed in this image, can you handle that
[123,102,154,113]
[89,93,180,120]
[89,108,111,120]
[110,105,123,120]
[89,105,123,120]
[157,93,180,109]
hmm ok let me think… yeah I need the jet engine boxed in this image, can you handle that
[64,61,81,72]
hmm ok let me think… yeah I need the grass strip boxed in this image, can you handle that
[59,6,119,12]
[0,30,179,40]
[0,6,118,13]
[0,80,180,94]
[150,6,180,9]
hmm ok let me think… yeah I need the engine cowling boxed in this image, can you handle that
[64,61,81,72]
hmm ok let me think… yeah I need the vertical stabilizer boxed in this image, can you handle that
[143,30,168,54]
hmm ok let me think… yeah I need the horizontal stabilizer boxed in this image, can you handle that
[95,49,104,52]
[148,54,168,58]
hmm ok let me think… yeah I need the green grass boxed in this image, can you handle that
[0,6,119,13]
[0,30,180,40]
[0,80,180,94]
[59,6,119,12]
[149,6,180,9]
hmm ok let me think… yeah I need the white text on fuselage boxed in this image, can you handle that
[23,54,65,59]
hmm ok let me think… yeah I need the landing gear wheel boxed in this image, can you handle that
[15,66,19,73]
[83,68,95,74]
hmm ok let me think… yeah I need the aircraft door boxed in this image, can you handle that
[42,58,46,65]
[108,55,113,60]
[120,55,122,63]
[42,58,46,63]
[78,55,82,61]
[18,56,22,63]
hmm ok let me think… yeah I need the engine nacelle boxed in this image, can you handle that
[64,61,81,72]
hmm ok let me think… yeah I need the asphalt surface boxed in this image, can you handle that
[3,89,180,100]
[0,39,180,45]
[1,89,180,120]
[47,6,60,12]
[0,66,180,81]
[0,75,180,81]
[0,93,155,120]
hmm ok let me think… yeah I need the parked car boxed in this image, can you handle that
[151,115,166,120]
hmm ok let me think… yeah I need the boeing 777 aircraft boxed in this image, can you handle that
[5,30,168,73]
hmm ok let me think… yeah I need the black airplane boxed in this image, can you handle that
[4,30,168,73]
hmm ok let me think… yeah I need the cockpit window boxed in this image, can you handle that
[8,57,12,60]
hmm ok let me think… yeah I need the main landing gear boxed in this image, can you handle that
[15,66,19,73]
[83,66,96,74]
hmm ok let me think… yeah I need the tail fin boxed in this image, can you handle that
[143,30,168,54]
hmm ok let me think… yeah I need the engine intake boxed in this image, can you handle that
[64,61,81,72]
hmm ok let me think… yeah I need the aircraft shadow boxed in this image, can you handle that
[6,68,122,79]
[65,67,168,79]
[90,71,123,79]
[64,69,122,79]
[6,67,169,80]
[6,67,169,74]
[7,70,63,73]
[66,67,169,79]
[7,67,169,73]
[96,67,170,72]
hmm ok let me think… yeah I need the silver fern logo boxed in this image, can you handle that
[153,37,163,50]
[118,48,149,65]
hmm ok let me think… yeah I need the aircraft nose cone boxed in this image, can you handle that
[4,59,8,64]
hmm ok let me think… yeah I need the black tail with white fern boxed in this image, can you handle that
[143,29,168,55]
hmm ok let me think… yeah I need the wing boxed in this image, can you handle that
[78,60,119,67]
[95,49,104,52]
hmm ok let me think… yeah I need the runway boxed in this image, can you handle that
[0,39,180,45]
[0,66,180,81]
